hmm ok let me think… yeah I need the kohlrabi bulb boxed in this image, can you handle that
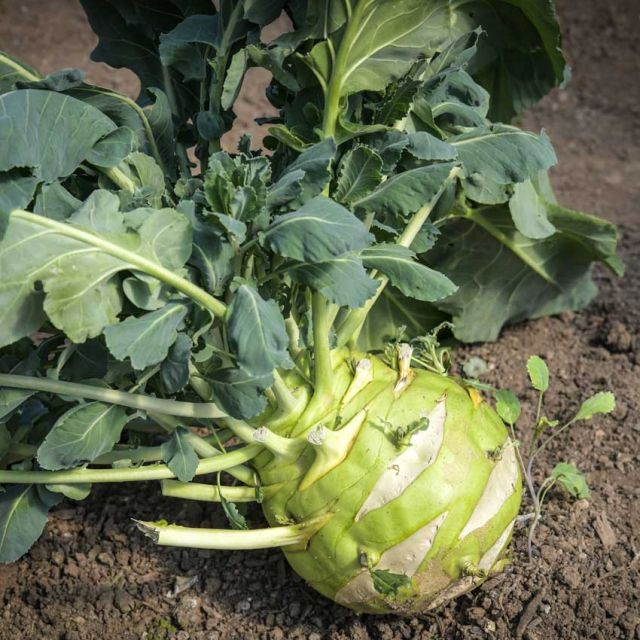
[256,354,522,614]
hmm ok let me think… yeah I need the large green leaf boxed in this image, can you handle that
[509,180,556,239]
[0,206,192,347]
[161,427,200,483]
[288,256,378,308]
[352,162,457,222]
[79,0,212,111]
[0,90,129,182]
[426,203,620,341]
[37,402,129,470]
[0,485,61,563]
[207,368,272,420]
[0,389,34,422]
[358,286,447,350]
[304,0,463,96]
[261,195,372,262]
[227,285,292,376]
[472,0,567,120]
[299,0,565,118]
[104,302,189,370]
[276,139,337,204]
[449,125,557,204]
[361,244,457,302]
[333,146,383,205]
[160,333,192,393]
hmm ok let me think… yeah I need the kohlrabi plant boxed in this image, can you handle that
[0,0,620,614]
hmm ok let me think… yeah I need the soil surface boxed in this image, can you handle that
[0,1,638,639]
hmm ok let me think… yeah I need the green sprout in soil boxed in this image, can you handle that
[493,356,616,558]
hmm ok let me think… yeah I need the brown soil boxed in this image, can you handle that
[0,1,639,639]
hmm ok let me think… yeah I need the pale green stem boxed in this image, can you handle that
[0,374,228,419]
[0,444,263,485]
[9,211,228,318]
[101,166,136,193]
[161,480,262,503]
[0,53,41,82]
[311,292,334,401]
[136,517,326,550]
[181,431,255,485]
[271,371,300,415]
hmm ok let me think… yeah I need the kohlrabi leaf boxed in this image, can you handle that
[261,196,372,262]
[495,389,521,424]
[206,368,272,420]
[0,389,34,422]
[304,0,464,97]
[276,139,336,204]
[37,402,129,470]
[0,172,40,212]
[159,15,223,82]
[449,126,557,204]
[333,146,383,205]
[551,462,590,500]
[79,0,213,112]
[70,190,123,231]
[410,69,490,132]
[58,340,109,381]
[160,333,192,394]
[0,90,127,181]
[0,485,62,563]
[353,162,457,223]
[509,180,556,239]
[227,285,292,376]
[45,483,92,501]
[426,203,619,342]
[526,355,549,393]
[406,132,457,162]
[161,427,199,483]
[189,217,235,295]
[470,0,568,121]
[288,256,378,308]
[361,245,457,302]
[104,302,189,370]
[145,87,179,180]
[367,131,410,173]
[0,207,193,347]
[358,287,448,351]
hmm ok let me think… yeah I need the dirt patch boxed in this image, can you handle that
[0,1,638,638]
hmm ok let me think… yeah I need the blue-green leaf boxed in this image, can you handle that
[0,485,62,563]
[334,146,383,205]
[37,402,129,470]
[361,245,457,302]
[161,427,199,483]
[276,139,336,204]
[227,285,292,376]
[207,368,272,420]
[160,333,192,394]
[289,256,378,308]
[261,196,372,262]
[353,162,457,221]
[104,302,189,370]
